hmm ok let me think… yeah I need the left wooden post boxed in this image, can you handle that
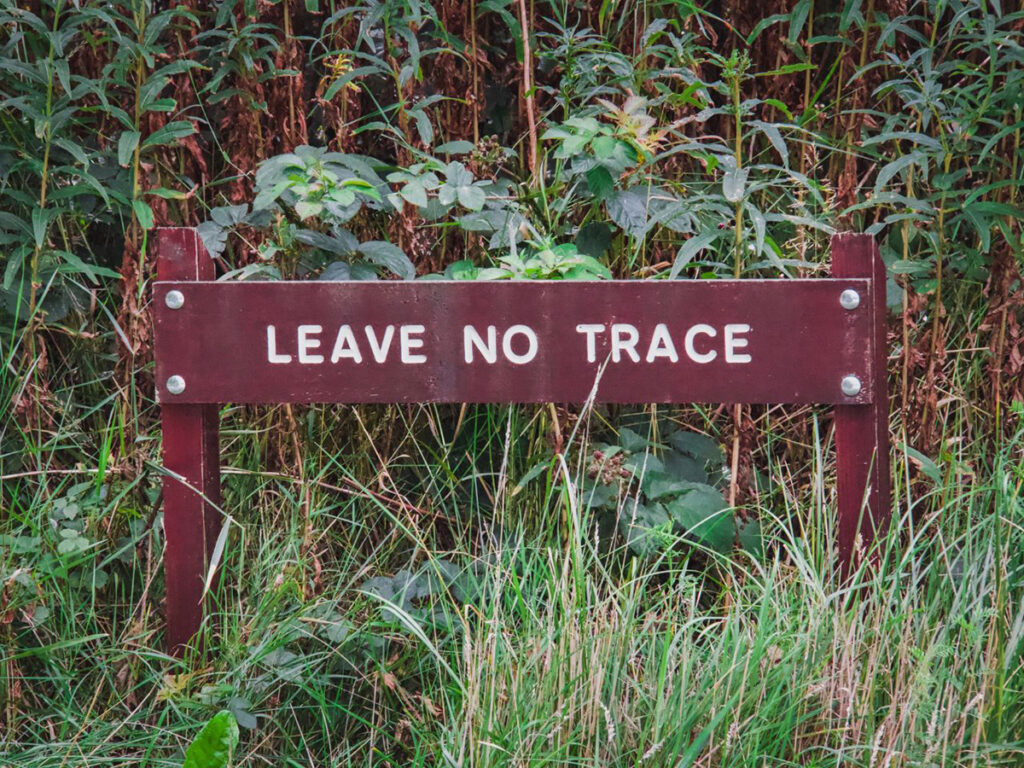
[156,227,221,655]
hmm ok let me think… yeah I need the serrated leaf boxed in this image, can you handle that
[357,241,414,279]
[197,221,227,259]
[606,187,651,237]
[585,166,615,200]
[183,710,239,768]
[722,166,749,202]
[669,431,723,465]
[619,500,673,557]
[117,130,140,167]
[132,199,154,230]
[665,487,734,552]
[575,222,612,258]
[457,184,486,211]
[617,427,649,453]
[671,230,719,278]
[141,120,195,150]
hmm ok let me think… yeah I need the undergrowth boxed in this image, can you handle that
[2,0,1023,765]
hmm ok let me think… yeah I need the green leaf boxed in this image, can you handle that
[585,166,615,200]
[197,221,227,259]
[357,241,414,279]
[31,207,48,249]
[141,120,195,150]
[575,222,612,258]
[671,230,719,278]
[183,710,239,768]
[434,140,475,154]
[901,443,942,483]
[669,431,722,465]
[294,200,323,220]
[457,185,486,211]
[665,487,734,552]
[619,501,673,557]
[617,427,649,453]
[117,130,140,168]
[722,166,748,203]
[400,180,429,207]
[874,151,926,195]
[606,188,651,237]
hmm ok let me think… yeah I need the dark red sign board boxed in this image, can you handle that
[154,228,890,655]
[153,279,875,406]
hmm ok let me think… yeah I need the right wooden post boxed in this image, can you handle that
[831,233,891,571]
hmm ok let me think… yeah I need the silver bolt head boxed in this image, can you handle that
[165,290,185,309]
[166,375,187,395]
[839,289,861,310]
[841,375,862,397]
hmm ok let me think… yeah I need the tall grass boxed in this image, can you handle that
[2,400,1022,765]
[2,0,1023,765]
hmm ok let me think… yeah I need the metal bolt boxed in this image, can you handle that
[839,289,860,310]
[841,375,862,397]
[165,290,185,310]
[166,375,186,395]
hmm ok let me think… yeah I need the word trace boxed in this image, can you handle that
[154,279,874,405]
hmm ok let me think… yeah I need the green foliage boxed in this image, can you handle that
[580,423,761,558]
[2,0,1023,764]
[182,710,239,768]
[199,146,413,280]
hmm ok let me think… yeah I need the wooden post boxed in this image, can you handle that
[157,227,221,654]
[831,233,891,571]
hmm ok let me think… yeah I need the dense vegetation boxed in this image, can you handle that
[1,0,1022,765]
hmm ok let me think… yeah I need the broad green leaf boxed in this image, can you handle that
[117,130,140,167]
[294,200,323,220]
[722,166,749,202]
[617,427,648,453]
[665,487,734,552]
[132,199,154,230]
[619,501,673,557]
[585,166,615,200]
[669,431,723,465]
[357,241,414,279]
[575,222,612,258]
[183,710,239,768]
[457,184,486,211]
[141,120,195,150]
[671,230,719,278]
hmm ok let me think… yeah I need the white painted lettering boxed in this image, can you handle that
[400,324,427,364]
[364,325,395,363]
[611,324,640,363]
[724,324,752,363]
[298,324,324,364]
[330,325,362,364]
[464,325,498,364]
[684,324,717,364]
[502,325,538,365]
[575,324,605,363]
[645,323,679,363]
[266,325,292,364]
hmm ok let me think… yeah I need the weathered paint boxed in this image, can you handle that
[832,233,891,570]
[157,228,221,656]
[154,279,875,406]
[155,227,891,655]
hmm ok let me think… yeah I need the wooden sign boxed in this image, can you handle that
[154,228,890,654]
[154,280,876,405]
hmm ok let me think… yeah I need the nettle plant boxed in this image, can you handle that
[198,146,413,280]
[200,142,615,281]
[582,423,761,558]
